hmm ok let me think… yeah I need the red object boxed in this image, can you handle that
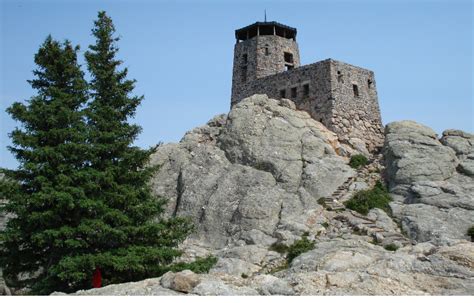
[92,267,102,288]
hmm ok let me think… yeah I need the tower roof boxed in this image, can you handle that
[235,21,297,41]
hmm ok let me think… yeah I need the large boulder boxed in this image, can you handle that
[384,121,474,244]
[149,95,355,248]
[440,129,474,157]
[383,121,458,192]
[160,270,201,293]
[440,129,474,176]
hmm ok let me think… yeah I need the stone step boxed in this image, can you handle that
[327,206,345,211]
[381,233,411,243]
[360,223,378,227]
[325,202,345,207]
[348,211,376,223]
[382,232,406,237]
[383,235,409,242]
[367,227,385,233]
[358,225,384,231]
[324,202,346,211]
[384,239,411,246]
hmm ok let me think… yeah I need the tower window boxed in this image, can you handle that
[265,47,269,56]
[291,87,297,98]
[303,84,310,97]
[285,64,294,71]
[284,52,294,63]
[353,84,359,97]
[280,89,286,98]
[241,66,247,82]
[243,54,248,64]
[368,79,373,88]
[337,71,343,83]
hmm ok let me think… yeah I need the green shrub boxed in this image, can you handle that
[317,197,327,207]
[349,154,369,169]
[269,242,289,254]
[321,222,329,228]
[384,244,398,251]
[241,273,248,279]
[467,226,474,242]
[170,255,218,274]
[345,181,392,216]
[287,236,315,263]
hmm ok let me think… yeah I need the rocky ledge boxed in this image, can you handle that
[53,239,473,295]
[49,94,474,296]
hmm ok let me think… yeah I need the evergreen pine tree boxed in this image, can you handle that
[1,12,194,295]
[68,10,192,290]
[0,37,90,293]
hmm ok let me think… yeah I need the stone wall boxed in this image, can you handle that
[328,61,384,151]
[232,60,333,125]
[231,58,384,152]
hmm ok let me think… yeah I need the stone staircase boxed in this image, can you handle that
[335,211,412,248]
[321,176,355,211]
[321,156,412,248]
[322,155,383,211]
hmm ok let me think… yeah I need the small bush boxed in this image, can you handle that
[317,197,327,207]
[241,273,248,279]
[467,226,474,242]
[321,222,329,228]
[349,154,368,169]
[269,242,289,254]
[170,255,218,274]
[345,181,392,216]
[287,235,315,263]
[384,244,398,251]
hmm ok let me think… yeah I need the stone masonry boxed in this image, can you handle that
[231,22,384,152]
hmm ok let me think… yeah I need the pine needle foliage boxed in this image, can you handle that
[65,11,192,293]
[0,36,91,293]
[1,11,194,294]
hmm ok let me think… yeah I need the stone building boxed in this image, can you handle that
[231,21,384,152]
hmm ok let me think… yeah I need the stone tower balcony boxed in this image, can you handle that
[235,21,297,43]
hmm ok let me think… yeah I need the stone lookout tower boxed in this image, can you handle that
[231,21,384,152]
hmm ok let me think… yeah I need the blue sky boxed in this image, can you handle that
[1,0,472,169]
